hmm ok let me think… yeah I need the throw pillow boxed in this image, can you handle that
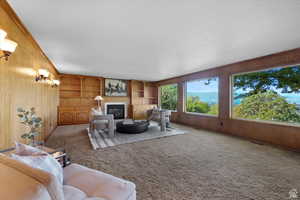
[92,107,103,115]
[15,142,47,156]
[12,143,63,185]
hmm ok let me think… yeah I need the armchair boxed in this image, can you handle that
[90,108,115,138]
[147,109,172,131]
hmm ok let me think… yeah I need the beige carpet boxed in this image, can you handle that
[47,123,300,200]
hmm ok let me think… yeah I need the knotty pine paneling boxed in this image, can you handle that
[0,2,59,149]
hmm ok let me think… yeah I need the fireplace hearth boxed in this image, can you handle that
[105,103,126,119]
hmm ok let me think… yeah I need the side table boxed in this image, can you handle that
[38,146,71,168]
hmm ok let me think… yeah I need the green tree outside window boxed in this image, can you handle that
[160,84,178,110]
[232,65,300,125]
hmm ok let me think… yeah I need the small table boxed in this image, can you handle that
[38,146,71,168]
[1,145,70,168]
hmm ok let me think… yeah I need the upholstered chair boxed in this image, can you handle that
[147,108,172,131]
[90,108,115,138]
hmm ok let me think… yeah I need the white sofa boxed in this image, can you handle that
[0,154,136,200]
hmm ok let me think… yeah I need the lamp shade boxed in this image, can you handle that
[0,29,7,41]
[38,69,50,78]
[94,96,103,101]
[0,38,18,52]
[52,79,60,85]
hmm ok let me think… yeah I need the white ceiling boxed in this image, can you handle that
[8,0,300,81]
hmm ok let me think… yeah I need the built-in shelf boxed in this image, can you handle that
[84,90,100,92]
[60,89,81,92]
[60,96,81,99]
[59,76,158,123]
[131,81,158,118]
[59,75,102,125]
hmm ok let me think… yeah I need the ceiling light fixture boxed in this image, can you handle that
[0,29,18,61]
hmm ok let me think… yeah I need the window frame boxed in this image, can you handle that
[159,83,179,112]
[184,76,219,117]
[230,64,300,128]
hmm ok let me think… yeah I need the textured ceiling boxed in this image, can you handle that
[8,0,300,81]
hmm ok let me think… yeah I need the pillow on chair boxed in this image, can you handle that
[92,108,103,115]
[15,142,47,156]
[11,143,63,185]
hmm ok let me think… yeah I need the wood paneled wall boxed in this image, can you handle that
[58,75,158,124]
[156,48,300,151]
[58,74,132,125]
[0,1,59,149]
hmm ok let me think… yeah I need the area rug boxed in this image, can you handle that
[87,122,186,149]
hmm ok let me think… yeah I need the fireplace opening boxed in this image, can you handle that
[106,104,125,119]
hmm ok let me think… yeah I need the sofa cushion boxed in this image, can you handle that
[64,185,87,200]
[0,154,64,200]
[64,185,108,200]
[64,164,136,200]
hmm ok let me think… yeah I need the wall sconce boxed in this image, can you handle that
[51,79,60,87]
[0,29,18,61]
[35,69,50,82]
[0,29,7,40]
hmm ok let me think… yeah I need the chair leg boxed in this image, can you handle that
[160,112,166,132]
[108,120,115,138]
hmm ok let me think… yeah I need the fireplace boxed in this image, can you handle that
[105,103,127,119]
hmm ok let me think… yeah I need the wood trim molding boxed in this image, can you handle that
[155,48,300,86]
[60,73,103,79]
[0,0,59,75]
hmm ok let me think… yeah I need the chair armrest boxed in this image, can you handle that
[92,114,114,121]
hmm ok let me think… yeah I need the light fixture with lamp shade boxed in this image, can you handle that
[51,79,60,87]
[0,29,7,40]
[0,29,18,61]
[94,96,104,112]
[35,69,50,82]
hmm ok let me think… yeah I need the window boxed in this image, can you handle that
[185,77,219,115]
[159,84,178,111]
[232,65,300,126]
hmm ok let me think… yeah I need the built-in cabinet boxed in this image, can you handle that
[130,80,158,120]
[58,75,102,125]
[58,75,158,125]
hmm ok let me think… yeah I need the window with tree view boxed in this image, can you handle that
[232,65,300,126]
[160,84,178,111]
[186,77,219,115]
